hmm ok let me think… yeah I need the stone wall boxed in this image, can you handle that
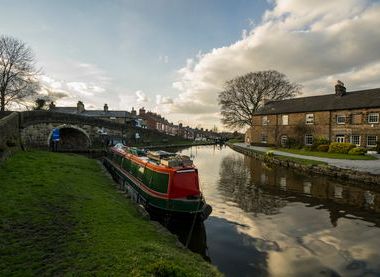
[228,143,380,186]
[0,112,21,161]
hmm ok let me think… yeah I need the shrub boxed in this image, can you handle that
[266,150,274,157]
[313,136,330,150]
[285,137,302,149]
[348,147,367,155]
[302,146,313,151]
[328,142,356,154]
[317,144,329,152]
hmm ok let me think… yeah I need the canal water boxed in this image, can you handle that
[169,145,380,277]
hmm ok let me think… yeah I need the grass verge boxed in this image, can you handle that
[275,148,377,160]
[0,151,220,276]
[274,154,327,166]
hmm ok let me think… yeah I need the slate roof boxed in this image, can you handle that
[255,88,380,115]
[50,107,135,118]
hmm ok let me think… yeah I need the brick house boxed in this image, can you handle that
[246,82,380,148]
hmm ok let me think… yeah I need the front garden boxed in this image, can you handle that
[277,136,379,160]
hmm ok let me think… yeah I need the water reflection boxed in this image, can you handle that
[218,155,287,215]
[169,146,380,276]
[242,155,380,226]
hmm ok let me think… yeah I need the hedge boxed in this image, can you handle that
[328,142,356,154]
[348,147,367,155]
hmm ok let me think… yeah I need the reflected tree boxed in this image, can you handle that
[218,154,286,215]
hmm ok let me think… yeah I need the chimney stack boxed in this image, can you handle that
[77,101,85,113]
[335,80,346,97]
[139,107,146,116]
[131,107,137,116]
[104,103,109,112]
[49,101,56,110]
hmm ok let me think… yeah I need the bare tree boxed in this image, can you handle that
[0,35,39,111]
[218,70,301,128]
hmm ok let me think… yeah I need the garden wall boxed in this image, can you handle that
[229,143,380,186]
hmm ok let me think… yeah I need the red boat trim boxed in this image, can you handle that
[106,158,170,199]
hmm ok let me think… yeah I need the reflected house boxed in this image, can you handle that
[334,185,343,199]
[303,181,312,195]
[246,82,380,147]
[239,152,380,226]
[364,191,375,207]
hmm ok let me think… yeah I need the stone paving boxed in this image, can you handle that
[235,143,380,175]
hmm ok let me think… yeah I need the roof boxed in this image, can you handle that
[255,88,380,115]
[50,107,134,118]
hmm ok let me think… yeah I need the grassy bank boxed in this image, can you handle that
[0,151,220,276]
[274,148,377,160]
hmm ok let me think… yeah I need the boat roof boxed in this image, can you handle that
[110,146,195,172]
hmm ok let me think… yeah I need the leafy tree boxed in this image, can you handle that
[218,70,300,128]
[34,98,47,110]
[0,35,40,111]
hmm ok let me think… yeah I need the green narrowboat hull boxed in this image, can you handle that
[103,157,211,220]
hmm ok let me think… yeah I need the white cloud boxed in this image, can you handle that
[136,90,149,103]
[168,0,380,126]
[156,95,173,105]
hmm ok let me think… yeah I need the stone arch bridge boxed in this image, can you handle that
[19,111,135,151]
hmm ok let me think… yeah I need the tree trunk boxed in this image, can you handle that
[0,90,4,111]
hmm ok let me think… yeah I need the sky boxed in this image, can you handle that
[1,0,380,130]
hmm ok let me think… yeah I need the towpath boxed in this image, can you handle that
[234,143,380,175]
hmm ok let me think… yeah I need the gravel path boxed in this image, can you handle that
[235,143,380,175]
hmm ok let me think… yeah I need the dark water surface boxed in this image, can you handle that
[171,145,380,277]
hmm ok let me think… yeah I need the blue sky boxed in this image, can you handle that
[1,0,379,129]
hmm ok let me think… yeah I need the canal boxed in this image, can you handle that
[169,145,380,276]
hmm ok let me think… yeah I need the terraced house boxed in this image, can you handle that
[246,81,380,148]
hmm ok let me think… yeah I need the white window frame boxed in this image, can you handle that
[335,135,345,143]
[261,134,268,144]
[280,135,288,146]
[306,113,314,125]
[305,134,313,146]
[368,113,379,124]
[336,115,346,125]
[367,135,378,147]
[350,135,361,146]
[262,116,268,125]
[282,115,289,125]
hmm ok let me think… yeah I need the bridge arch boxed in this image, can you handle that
[47,124,91,151]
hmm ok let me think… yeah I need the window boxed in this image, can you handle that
[282,115,289,125]
[262,116,268,125]
[336,115,346,124]
[367,135,378,147]
[305,134,313,146]
[261,134,268,143]
[350,135,361,146]
[368,113,379,124]
[306,113,314,124]
[280,135,288,146]
[336,135,345,143]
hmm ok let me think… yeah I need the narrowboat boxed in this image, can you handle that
[103,144,212,221]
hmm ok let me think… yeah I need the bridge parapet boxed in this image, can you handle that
[20,111,127,130]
